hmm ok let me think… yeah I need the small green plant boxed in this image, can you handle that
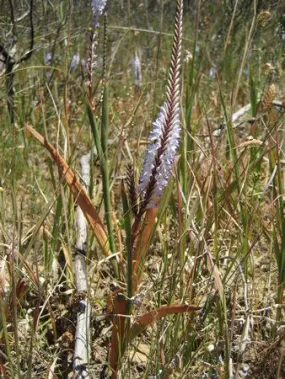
[28,1,201,376]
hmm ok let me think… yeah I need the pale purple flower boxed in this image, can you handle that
[91,0,107,15]
[44,51,52,65]
[209,66,217,79]
[243,67,249,77]
[139,101,180,206]
[81,58,86,75]
[85,0,107,92]
[132,53,142,87]
[0,56,5,76]
[70,52,80,72]
[138,0,183,209]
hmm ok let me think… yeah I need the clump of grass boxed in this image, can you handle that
[1,0,285,378]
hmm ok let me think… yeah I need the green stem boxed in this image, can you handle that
[121,182,132,314]
[87,103,119,278]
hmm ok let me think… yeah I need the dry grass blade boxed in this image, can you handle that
[6,279,29,321]
[206,251,224,301]
[16,250,39,287]
[26,124,110,256]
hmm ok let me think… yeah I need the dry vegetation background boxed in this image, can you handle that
[1,0,285,378]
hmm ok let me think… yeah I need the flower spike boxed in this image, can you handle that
[138,0,183,210]
[91,0,107,15]
[86,0,107,98]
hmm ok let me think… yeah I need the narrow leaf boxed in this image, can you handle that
[206,251,224,301]
[132,207,158,292]
[108,293,128,378]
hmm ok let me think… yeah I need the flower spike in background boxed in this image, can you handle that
[91,0,107,15]
[86,0,107,99]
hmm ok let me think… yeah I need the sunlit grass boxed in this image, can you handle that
[0,1,285,378]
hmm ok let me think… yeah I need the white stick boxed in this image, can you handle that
[232,100,284,128]
[232,103,252,126]
[73,149,96,378]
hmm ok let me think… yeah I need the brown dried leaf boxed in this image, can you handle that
[134,304,201,326]
[26,124,110,256]
[129,304,200,341]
